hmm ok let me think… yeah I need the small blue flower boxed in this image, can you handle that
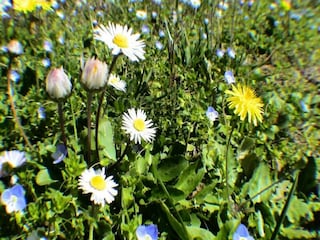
[42,58,51,68]
[248,0,254,7]
[51,144,68,164]
[51,1,59,9]
[233,224,255,240]
[155,41,164,50]
[299,100,309,113]
[216,49,225,58]
[206,106,219,122]
[92,19,98,27]
[1,184,27,214]
[152,11,158,19]
[9,70,20,83]
[141,25,150,34]
[43,40,53,52]
[38,106,46,119]
[189,0,201,9]
[227,47,236,59]
[97,10,104,17]
[0,0,11,19]
[136,224,158,240]
[159,30,165,38]
[224,70,235,84]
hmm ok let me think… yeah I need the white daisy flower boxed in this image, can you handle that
[94,22,145,62]
[122,108,156,144]
[78,168,118,206]
[0,150,26,168]
[0,150,26,177]
[108,74,126,92]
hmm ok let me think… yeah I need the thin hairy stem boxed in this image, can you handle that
[58,101,67,147]
[87,92,93,164]
[7,67,33,150]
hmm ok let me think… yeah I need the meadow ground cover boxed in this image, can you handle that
[0,0,319,239]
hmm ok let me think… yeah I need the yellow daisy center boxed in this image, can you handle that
[90,176,106,191]
[113,34,129,48]
[133,119,146,132]
[110,77,118,84]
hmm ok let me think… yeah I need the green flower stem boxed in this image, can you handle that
[88,223,94,240]
[57,101,67,147]
[95,55,119,162]
[87,91,93,164]
[7,65,33,150]
[271,171,299,240]
[70,98,79,144]
[225,124,235,213]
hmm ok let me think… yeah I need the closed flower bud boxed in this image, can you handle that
[46,67,72,100]
[81,58,108,91]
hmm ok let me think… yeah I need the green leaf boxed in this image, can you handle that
[157,156,188,182]
[98,117,116,164]
[186,226,216,240]
[286,196,311,223]
[36,169,56,186]
[160,201,190,240]
[242,163,273,203]
[237,137,255,160]
[174,163,205,196]
[280,227,315,239]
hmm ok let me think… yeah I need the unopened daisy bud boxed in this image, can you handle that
[46,67,72,100]
[81,57,109,91]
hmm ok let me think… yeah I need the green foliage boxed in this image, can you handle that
[0,0,319,239]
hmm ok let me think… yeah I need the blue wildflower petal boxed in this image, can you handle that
[233,224,255,240]
[224,70,235,84]
[52,144,68,164]
[1,184,27,213]
[136,224,158,240]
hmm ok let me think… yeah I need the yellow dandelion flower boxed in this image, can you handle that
[36,0,52,11]
[225,84,264,126]
[13,0,51,13]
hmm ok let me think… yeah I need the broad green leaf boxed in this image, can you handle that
[36,169,56,186]
[242,163,273,203]
[240,153,259,177]
[98,117,116,163]
[186,226,216,240]
[174,163,205,196]
[280,227,315,239]
[136,150,153,174]
[286,196,311,223]
[157,156,188,182]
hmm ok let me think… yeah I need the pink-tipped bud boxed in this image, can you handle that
[81,57,108,91]
[46,67,72,100]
